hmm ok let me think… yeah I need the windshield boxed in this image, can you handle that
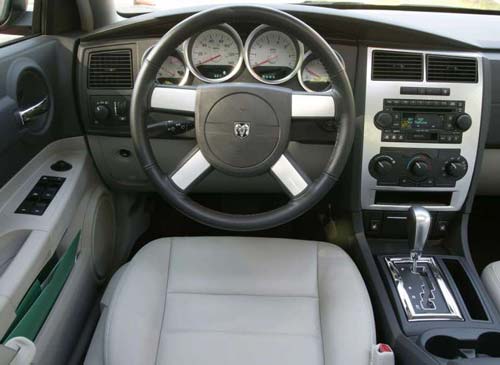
[115,0,500,15]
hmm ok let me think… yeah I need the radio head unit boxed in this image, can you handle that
[374,99,471,143]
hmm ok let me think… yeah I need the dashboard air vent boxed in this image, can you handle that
[88,49,133,89]
[372,50,423,81]
[427,55,478,83]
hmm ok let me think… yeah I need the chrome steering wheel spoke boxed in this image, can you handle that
[150,85,197,114]
[270,154,311,197]
[169,148,212,192]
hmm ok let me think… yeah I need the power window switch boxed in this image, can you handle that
[16,201,33,214]
[31,202,48,216]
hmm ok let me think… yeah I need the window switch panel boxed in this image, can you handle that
[15,176,65,216]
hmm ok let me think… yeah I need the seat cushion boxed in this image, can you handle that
[482,261,500,312]
[86,237,376,365]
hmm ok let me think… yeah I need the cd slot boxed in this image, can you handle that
[392,107,454,113]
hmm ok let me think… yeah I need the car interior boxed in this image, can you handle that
[1,0,500,364]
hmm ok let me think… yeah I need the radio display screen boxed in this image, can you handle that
[401,113,441,129]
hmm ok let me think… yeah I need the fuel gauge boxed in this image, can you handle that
[298,51,336,92]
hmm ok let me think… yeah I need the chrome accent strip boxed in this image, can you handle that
[150,87,196,113]
[291,93,335,119]
[184,24,244,84]
[244,24,304,85]
[385,257,463,322]
[361,47,483,211]
[171,150,211,191]
[271,155,308,196]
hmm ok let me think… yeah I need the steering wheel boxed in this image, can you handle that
[130,5,355,231]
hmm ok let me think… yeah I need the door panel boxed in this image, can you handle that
[0,35,82,187]
[0,34,115,364]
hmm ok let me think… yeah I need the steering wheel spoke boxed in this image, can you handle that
[170,148,212,191]
[271,154,311,197]
[151,85,197,114]
[291,92,335,119]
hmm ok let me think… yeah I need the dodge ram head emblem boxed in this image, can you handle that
[233,122,250,139]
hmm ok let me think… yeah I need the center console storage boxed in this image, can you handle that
[422,330,500,363]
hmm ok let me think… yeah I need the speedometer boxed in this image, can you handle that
[245,25,303,84]
[185,24,243,83]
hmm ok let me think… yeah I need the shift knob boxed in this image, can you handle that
[408,206,431,272]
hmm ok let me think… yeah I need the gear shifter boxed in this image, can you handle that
[408,206,431,273]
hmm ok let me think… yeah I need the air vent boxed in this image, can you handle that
[372,50,423,81]
[427,55,478,83]
[88,49,133,89]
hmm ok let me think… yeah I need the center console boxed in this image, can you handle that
[359,48,500,364]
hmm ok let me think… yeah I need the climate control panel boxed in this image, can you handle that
[369,148,467,188]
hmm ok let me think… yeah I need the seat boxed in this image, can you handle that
[482,261,500,312]
[85,237,376,365]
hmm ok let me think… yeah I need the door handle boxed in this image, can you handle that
[16,97,50,126]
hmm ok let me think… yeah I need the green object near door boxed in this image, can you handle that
[3,232,80,342]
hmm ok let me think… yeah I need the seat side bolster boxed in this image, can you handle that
[482,262,500,312]
[317,243,376,365]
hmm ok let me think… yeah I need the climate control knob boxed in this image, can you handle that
[94,105,110,123]
[370,155,395,178]
[455,113,472,131]
[374,111,393,129]
[408,157,431,178]
[445,159,468,179]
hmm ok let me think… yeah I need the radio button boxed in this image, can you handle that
[374,111,393,129]
[455,113,472,131]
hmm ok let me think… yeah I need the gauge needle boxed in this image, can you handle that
[254,54,278,67]
[196,54,221,66]
[305,67,321,78]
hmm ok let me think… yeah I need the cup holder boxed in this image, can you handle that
[425,332,500,360]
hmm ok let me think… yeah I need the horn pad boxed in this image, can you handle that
[195,84,291,176]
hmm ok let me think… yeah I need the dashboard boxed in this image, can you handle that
[75,4,500,219]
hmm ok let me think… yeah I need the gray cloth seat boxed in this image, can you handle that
[482,261,500,312]
[85,237,376,365]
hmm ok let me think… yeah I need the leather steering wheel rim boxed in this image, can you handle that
[130,5,355,231]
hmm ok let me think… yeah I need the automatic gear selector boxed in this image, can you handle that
[384,206,463,321]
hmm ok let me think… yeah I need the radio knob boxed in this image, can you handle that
[445,160,467,179]
[374,111,393,129]
[409,158,430,177]
[455,113,472,131]
[94,105,110,123]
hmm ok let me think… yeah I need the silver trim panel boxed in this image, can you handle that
[150,87,196,113]
[171,149,211,191]
[271,155,308,196]
[361,47,483,211]
[291,93,335,119]
[386,256,463,322]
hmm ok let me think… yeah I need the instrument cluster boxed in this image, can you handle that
[142,24,341,92]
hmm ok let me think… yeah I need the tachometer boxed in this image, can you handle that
[298,51,332,92]
[157,54,189,86]
[185,24,243,83]
[141,47,189,86]
[245,25,303,84]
